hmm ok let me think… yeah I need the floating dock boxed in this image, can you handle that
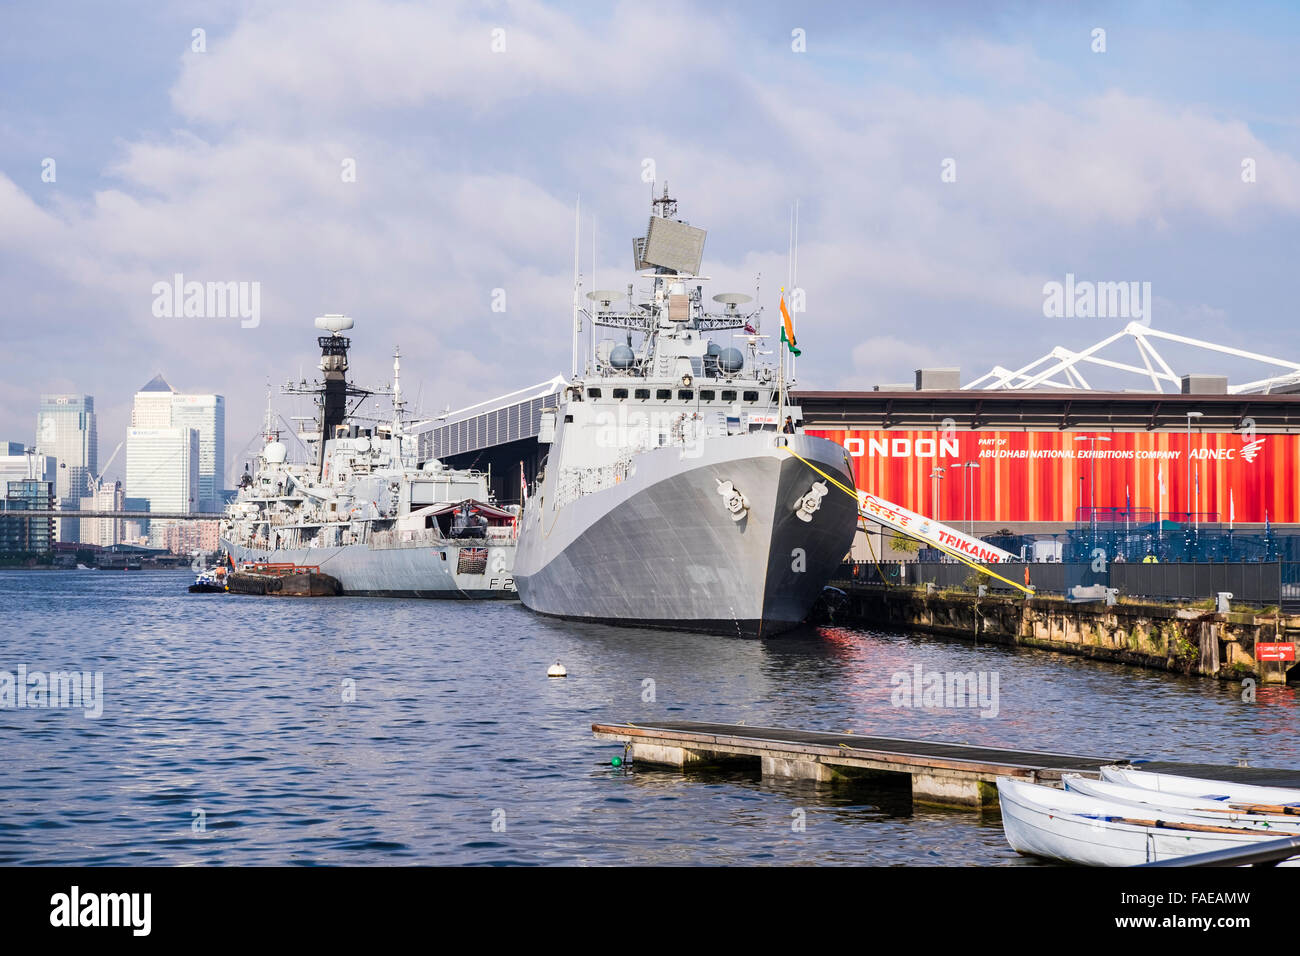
[592,720,1300,809]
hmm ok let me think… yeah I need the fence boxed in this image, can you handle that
[836,560,1292,608]
[1112,562,1280,605]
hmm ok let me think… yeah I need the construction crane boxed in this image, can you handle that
[86,441,124,499]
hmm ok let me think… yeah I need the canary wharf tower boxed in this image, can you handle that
[36,394,98,542]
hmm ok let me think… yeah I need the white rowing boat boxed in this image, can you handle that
[1100,766,1300,810]
[996,778,1300,866]
[1063,774,1300,830]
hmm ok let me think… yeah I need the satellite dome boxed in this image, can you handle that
[314,314,354,334]
[706,342,722,357]
[610,344,635,369]
[718,347,744,373]
[263,441,287,464]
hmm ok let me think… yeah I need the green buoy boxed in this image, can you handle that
[611,756,623,768]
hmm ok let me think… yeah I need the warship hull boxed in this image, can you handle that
[515,433,857,636]
[221,539,517,598]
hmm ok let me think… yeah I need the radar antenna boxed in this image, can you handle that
[651,181,677,220]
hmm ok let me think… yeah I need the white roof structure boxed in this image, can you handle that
[416,376,567,461]
[964,322,1300,395]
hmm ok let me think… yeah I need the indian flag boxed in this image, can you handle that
[779,290,801,356]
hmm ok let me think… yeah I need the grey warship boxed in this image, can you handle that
[220,315,518,597]
[514,187,857,636]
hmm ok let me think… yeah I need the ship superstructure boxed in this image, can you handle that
[514,186,857,635]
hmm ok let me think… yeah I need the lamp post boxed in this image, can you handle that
[929,467,945,525]
[1074,434,1111,539]
[1186,411,1203,528]
[957,461,980,534]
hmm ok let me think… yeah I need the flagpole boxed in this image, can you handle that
[778,286,786,419]
[785,199,795,385]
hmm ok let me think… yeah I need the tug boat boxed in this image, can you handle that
[187,567,228,593]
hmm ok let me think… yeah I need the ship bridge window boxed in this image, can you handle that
[721,390,737,401]
[678,389,693,400]
[587,388,601,399]
[743,390,759,402]
[613,388,629,399]
[564,414,574,423]
[656,389,671,400]
[634,388,650,400]
[700,390,715,401]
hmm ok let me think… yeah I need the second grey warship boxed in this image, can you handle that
[514,187,857,636]
[220,316,518,597]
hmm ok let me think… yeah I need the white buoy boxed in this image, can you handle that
[547,661,567,678]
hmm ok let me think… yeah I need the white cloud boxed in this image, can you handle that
[2,0,1299,459]
[842,335,949,390]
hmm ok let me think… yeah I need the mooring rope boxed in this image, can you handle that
[779,445,1034,596]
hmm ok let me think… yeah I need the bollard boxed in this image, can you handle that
[1216,591,1232,613]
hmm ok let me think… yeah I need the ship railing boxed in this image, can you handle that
[368,529,445,550]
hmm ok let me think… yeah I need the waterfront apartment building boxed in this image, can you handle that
[0,481,54,553]
[0,446,56,554]
[164,520,220,554]
[35,394,97,543]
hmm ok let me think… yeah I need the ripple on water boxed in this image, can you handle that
[1,568,1297,865]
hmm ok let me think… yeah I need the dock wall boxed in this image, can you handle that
[835,586,1299,684]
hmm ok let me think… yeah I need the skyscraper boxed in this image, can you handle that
[125,427,199,546]
[36,394,97,543]
[125,375,224,547]
[130,375,175,428]
[171,393,225,511]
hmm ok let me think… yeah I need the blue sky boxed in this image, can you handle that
[2,1,1299,483]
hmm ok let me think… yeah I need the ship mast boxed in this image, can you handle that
[571,197,582,379]
[261,382,278,444]
[391,346,405,439]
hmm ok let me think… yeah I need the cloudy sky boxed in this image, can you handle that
[3,1,1299,484]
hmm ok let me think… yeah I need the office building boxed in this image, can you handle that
[35,394,97,542]
[125,427,199,547]
[171,393,225,511]
[128,375,226,514]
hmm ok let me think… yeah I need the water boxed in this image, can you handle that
[1,570,1296,866]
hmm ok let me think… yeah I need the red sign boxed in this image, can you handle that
[808,428,1300,523]
[1256,643,1297,662]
